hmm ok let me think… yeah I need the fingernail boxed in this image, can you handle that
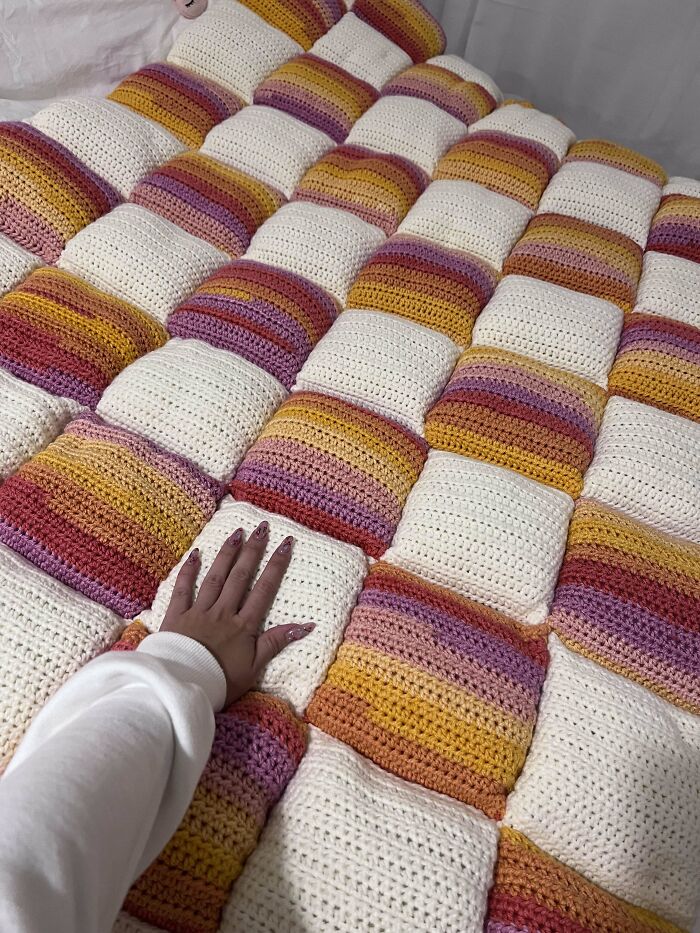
[287,623,314,642]
[254,521,269,539]
[187,548,199,563]
[227,528,243,546]
[278,535,294,554]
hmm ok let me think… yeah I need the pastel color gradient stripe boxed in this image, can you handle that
[238,0,344,50]
[131,152,285,258]
[381,63,497,125]
[550,499,700,715]
[347,233,499,345]
[352,0,446,62]
[608,312,700,422]
[563,138,668,187]
[435,130,559,211]
[0,413,222,617]
[307,562,549,820]
[293,144,429,235]
[168,259,339,389]
[646,193,700,264]
[503,212,643,312]
[0,122,121,263]
[486,828,683,933]
[425,347,606,497]
[108,62,244,149]
[231,392,428,558]
[0,266,166,407]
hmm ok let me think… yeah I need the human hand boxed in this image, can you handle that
[160,521,314,707]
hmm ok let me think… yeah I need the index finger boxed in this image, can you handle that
[238,536,294,630]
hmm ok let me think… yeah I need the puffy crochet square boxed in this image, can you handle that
[425,346,606,497]
[0,413,222,617]
[0,122,121,263]
[97,338,287,483]
[245,202,384,303]
[608,312,700,422]
[130,151,285,257]
[167,4,303,103]
[398,180,532,270]
[0,267,167,408]
[583,396,700,544]
[386,451,572,624]
[140,496,367,714]
[231,391,428,558]
[0,234,41,297]
[635,250,700,329]
[550,498,700,715]
[168,259,339,390]
[346,96,465,175]
[108,62,245,149]
[346,233,499,346]
[352,0,445,63]
[295,309,458,434]
[29,98,184,200]
[469,103,574,163]
[254,54,378,143]
[381,63,496,125]
[58,203,228,324]
[307,562,549,819]
[563,138,667,187]
[236,0,344,51]
[0,543,122,768]
[0,369,80,481]
[293,143,428,235]
[435,130,559,212]
[222,728,499,933]
[504,636,700,930]
[485,827,683,933]
[664,176,700,198]
[201,105,333,199]
[427,54,502,104]
[646,192,700,263]
[503,213,643,312]
[310,12,411,89]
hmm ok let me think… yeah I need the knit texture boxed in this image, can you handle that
[231,391,428,558]
[0,233,41,297]
[381,63,496,125]
[470,103,574,162]
[307,562,549,819]
[352,0,445,63]
[0,267,166,407]
[428,54,502,104]
[0,122,121,263]
[425,346,606,497]
[646,193,700,263]
[293,143,428,234]
[238,0,344,51]
[310,13,411,90]
[168,259,339,390]
[635,250,700,329]
[0,413,222,617]
[563,138,668,187]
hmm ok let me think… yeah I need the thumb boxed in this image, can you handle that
[254,623,315,673]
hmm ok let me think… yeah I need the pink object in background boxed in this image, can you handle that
[173,0,207,18]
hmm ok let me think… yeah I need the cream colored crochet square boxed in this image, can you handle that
[0,544,122,769]
[97,338,286,483]
[139,499,367,715]
[398,180,531,270]
[427,54,502,103]
[29,98,184,200]
[201,105,333,198]
[245,202,384,304]
[537,161,661,248]
[58,204,228,324]
[0,234,41,296]
[346,96,465,176]
[635,250,700,329]
[583,396,700,544]
[472,275,623,387]
[663,175,700,198]
[295,310,459,435]
[469,103,574,162]
[310,12,411,90]
[385,451,573,625]
[505,636,700,930]
[167,4,302,102]
[221,728,498,933]
[0,370,81,482]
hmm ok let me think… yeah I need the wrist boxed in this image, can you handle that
[137,632,227,711]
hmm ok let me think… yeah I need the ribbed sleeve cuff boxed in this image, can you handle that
[137,632,227,711]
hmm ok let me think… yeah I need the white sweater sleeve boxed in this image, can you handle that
[0,632,227,933]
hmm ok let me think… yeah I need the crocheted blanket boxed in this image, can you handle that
[1,0,699,930]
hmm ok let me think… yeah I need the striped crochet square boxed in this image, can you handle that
[352,0,445,62]
[306,562,549,820]
[230,391,428,558]
[646,193,700,264]
[253,54,378,143]
[428,54,502,105]
[0,267,166,408]
[425,347,606,497]
[108,62,245,149]
[381,63,497,125]
[470,103,574,163]
[0,413,222,617]
[608,312,700,422]
[168,260,339,390]
[346,233,498,345]
[435,130,559,211]
[486,828,683,933]
[238,0,344,50]
[563,138,667,187]
[550,499,700,715]
[130,152,285,257]
[293,144,428,235]
[0,122,121,263]
[503,213,643,312]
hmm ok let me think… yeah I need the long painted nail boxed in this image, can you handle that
[227,528,243,546]
[254,521,269,539]
[277,535,294,554]
[187,548,200,563]
[287,623,315,642]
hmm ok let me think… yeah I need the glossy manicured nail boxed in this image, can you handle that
[227,528,243,546]
[254,521,269,539]
[278,535,294,554]
[187,548,199,563]
[287,623,315,642]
